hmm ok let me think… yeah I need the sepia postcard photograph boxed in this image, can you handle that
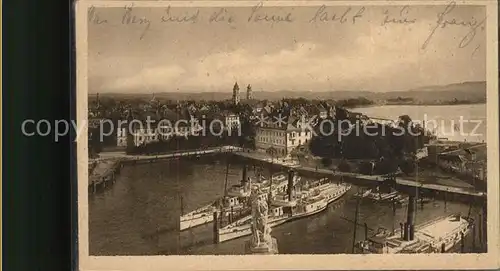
[76,0,499,270]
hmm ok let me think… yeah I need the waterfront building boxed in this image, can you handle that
[255,113,312,157]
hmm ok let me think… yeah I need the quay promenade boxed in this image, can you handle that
[233,151,486,199]
[90,146,242,163]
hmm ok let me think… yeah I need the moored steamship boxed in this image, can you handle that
[355,214,473,254]
[179,167,300,231]
[217,175,351,243]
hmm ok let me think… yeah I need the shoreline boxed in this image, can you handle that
[354,102,487,109]
[375,102,486,107]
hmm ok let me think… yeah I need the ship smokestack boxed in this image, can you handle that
[242,165,247,185]
[405,194,417,241]
[287,170,294,201]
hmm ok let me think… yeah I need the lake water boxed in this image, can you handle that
[88,104,487,255]
[354,104,487,143]
[89,163,485,255]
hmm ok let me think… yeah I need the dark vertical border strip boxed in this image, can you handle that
[70,0,79,270]
[3,0,72,270]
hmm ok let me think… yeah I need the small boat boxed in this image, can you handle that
[355,214,473,254]
[355,186,409,204]
[217,179,351,243]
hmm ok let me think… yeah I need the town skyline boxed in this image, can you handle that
[88,5,486,94]
[88,80,485,94]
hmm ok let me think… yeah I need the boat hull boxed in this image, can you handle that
[180,214,214,231]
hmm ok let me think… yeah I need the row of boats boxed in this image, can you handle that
[179,167,474,253]
[180,169,352,243]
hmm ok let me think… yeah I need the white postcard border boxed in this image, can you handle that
[76,1,500,270]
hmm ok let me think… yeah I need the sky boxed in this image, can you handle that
[87,3,487,93]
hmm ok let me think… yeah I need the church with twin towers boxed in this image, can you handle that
[232,81,252,105]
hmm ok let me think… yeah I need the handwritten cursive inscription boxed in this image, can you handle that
[122,5,151,40]
[381,6,416,26]
[209,8,235,23]
[422,1,486,49]
[161,6,200,23]
[88,6,108,24]
[309,6,365,24]
[247,2,294,24]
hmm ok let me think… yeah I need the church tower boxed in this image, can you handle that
[246,84,252,100]
[232,82,240,105]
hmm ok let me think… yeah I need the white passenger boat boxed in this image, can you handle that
[217,179,351,243]
[179,172,300,231]
[355,214,473,254]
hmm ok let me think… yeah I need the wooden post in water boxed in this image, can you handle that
[478,213,483,248]
[472,224,476,251]
[351,197,360,253]
[400,223,404,239]
[460,232,465,253]
[230,206,234,224]
[180,196,184,216]
[392,201,397,234]
[213,211,219,244]
[441,243,446,253]
[444,191,447,213]
[364,223,368,240]
[482,204,487,249]
[220,206,224,226]
[403,222,408,240]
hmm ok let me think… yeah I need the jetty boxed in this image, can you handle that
[88,159,122,193]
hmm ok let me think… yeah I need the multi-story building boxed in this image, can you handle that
[220,110,241,130]
[255,115,313,157]
[116,107,203,147]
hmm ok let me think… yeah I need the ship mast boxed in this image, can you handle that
[224,160,230,198]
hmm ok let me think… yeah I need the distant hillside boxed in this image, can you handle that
[93,81,486,103]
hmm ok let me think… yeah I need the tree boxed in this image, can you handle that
[338,159,351,172]
[321,157,333,168]
[399,153,417,175]
[374,158,398,175]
